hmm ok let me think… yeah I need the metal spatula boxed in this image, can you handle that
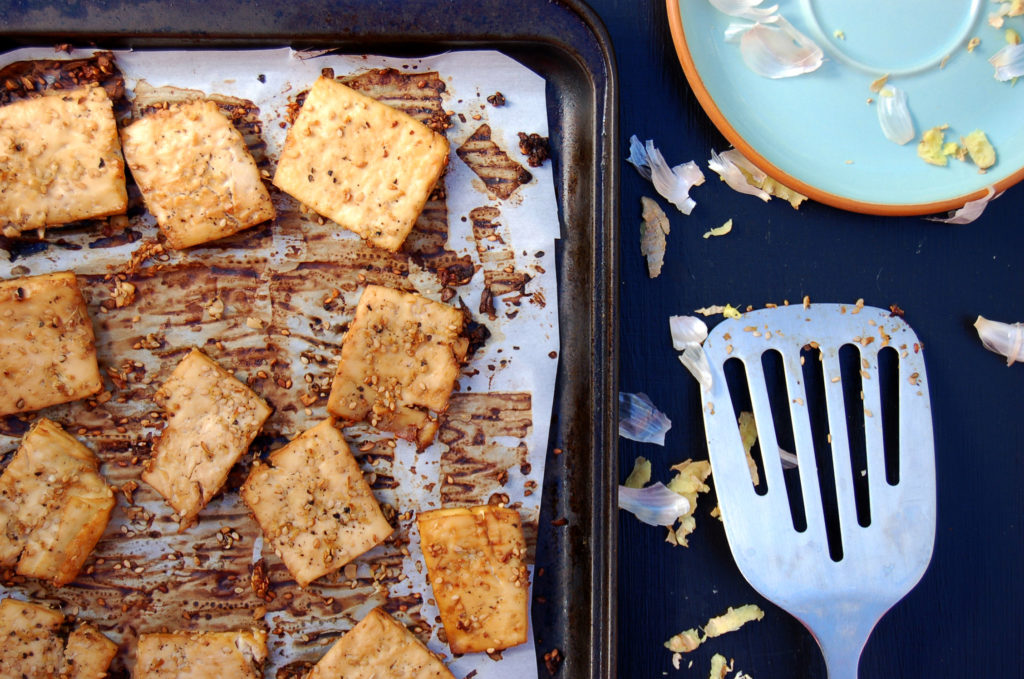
[699,303,935,679]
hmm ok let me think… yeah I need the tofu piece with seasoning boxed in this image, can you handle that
[0,271,103,416]
[306,607,455,679]
[135,629,267,679]
[0,598,118,677]
[142,348,271,529]
[240,419,392,587]
[61,623,120,678]
[272,76,449,251]
[0,418,116,586]
[327,285,468,449]
[0,597,65,673]
[416,505,529,655]
[0,85,128,236]
[120,99,275,249]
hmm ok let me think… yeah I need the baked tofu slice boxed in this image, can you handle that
[0,597,65,674]
[142,348,271,528]
[120,99,275,249]
[307,607,455,679]
[272,76,449,251]
[60,623,119,679]
[0,418,116,586]
[241,419,391,587]
[327,285,468,449]
[135,629,267,679]
[0,598,118,678]
[0,85,127,236]
[417,505,529,655]
[0,271,103,416]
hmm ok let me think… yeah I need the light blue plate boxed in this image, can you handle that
[668,0,1024,215]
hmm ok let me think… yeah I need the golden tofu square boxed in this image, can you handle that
[272,76,449,251]
[241,419,392,587]
[0,598,118,677]
[327,285,468,449]
[61,623,119,678]
[120,99,275,249]
[0,597,64,673]
[417,505,529,655]
[0,85,127,236]
[142,348,271,528]
[0,418,116,586]
[0,271,103,416]
[307,607,455,679]
[135,629,267,679]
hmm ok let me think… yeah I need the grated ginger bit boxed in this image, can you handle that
[624,456,652,489]
[833,29,845,40]
[868,73,889,93]
[665,628,702,653]
[967,36,981,52]
[704,605,766,638]
[918,125,950,166]
[703,219,733,239]
[737,412,761,487]
[665,459,712,547]
[710,654,734,679]
[963,130,996,169]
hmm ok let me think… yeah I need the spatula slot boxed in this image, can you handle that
[878,345,901,486]
[722,357,768,497]
[799,344,845,562]
[838,343,872,528]
[757,350,807,533]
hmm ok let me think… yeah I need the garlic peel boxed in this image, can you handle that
[669,315,709,350]
[739,16,824,79]
[990,43,1024,80]
[640,196,670,278]
[709,149,771,202]
[876,86,914,145]
[618,482,692,527]
[926,187,997,225]
[628,135,705,215]
[709,0,778,20]
[974,315,1024,365]
[619,391,672,445]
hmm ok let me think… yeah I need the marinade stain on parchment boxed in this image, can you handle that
[438,391,538,557]
[469,206,531,319]
[456,123,533,200]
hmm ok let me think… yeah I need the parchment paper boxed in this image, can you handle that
[0,47,559,678]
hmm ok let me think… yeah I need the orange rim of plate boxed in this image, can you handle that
[665,0,1024,217]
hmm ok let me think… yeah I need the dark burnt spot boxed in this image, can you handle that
[89,228,141,249]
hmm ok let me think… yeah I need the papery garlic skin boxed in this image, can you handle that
[877,86,915,145]
[974,315,1024,365]
[628,135,706,215]
[619,482,692,527]
[619,391,673,445]
[709,149,771,202]
[669,315,709,350]
[640,196,670,278]
[926,187,997,225]
[709,0,778,20]
[738,16,824,79]
[990,43,1024,80]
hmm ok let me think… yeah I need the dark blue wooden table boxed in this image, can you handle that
[589,0,1024,676]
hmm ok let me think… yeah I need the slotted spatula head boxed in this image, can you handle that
[700,304,936,678]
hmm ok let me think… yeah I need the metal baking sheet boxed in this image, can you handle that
[0,2,618,678]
